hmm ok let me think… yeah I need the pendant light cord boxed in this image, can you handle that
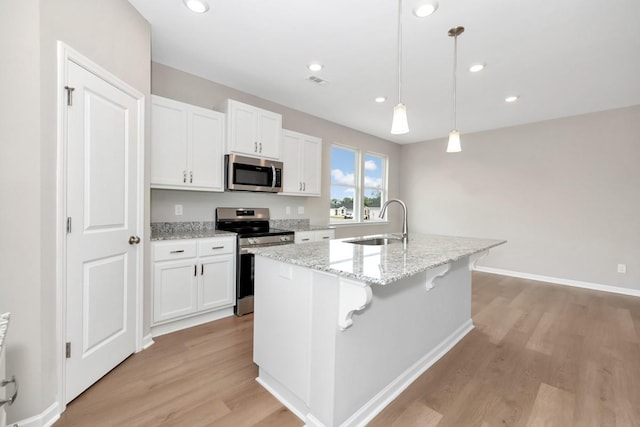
[397,0,403,105]
[452,33,458,130]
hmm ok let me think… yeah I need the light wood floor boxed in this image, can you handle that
[54,272,640,426]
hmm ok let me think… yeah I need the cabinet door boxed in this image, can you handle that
[257,110,282,159]
[281,130,302,194]
[227,100,259,156]
[198,254,235,311]
[301,136,322,196]
[189,106,225,191]
[153,259,197,323]
[150,96,188,186]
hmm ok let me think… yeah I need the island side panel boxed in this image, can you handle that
[253,256,314,413]
[331,258,473,426]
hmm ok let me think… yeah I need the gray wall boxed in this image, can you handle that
[0,0,150,422]
[400,106,640,290]
[0,0,44,421]
[151,63,403,238]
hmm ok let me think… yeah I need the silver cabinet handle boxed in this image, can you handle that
[254,141,258,152]
[190,171,193,183]
[128,235,141,245]
[259,142,262,153]
[170,249,184,254]
[303,182,306,191]
[211,246,224,250]
[299,182,303,191]
[183,170,187,183]
[301,238,310,241]
[0,376,18,408]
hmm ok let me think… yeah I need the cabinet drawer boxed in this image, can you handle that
[153,241,197,261]
[198,238,235,257]
[316,230,335,241]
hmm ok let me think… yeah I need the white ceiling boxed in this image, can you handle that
[128,0,640,144]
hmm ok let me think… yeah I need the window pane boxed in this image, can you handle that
[330,185,355,222]
[331,146,356,186]
[330,146,357,223]
[364,154,385,221]
[364,154,383,190]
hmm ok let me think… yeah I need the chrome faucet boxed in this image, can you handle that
[379,199,408,242]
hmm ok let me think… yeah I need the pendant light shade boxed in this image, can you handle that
[447,130,461,152]
[391,104,409,134]
[447,26,464,152]
[391,0,409,134]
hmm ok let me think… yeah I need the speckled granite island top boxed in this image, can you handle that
[150,221,236,241]
[251,233,506,285]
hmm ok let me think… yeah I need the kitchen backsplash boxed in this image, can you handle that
[269,218,310,231]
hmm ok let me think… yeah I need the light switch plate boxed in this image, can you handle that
[298,206,304,214]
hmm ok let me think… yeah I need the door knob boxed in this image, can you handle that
[128,235,141,245]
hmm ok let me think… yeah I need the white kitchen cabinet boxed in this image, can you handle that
[152,236,236,326]
[280,129,322,196]
[226,99,282,159]
[151,95,225,191]
[294,229,335,244]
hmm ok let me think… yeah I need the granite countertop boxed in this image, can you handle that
[151,222,236,241]
[251,233,506,285]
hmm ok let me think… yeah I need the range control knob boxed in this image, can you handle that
[280,235,290,242]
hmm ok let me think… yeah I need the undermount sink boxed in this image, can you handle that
[345,236,404,246]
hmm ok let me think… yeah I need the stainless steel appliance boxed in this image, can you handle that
[216,208,294,316]
[225,154,283,193]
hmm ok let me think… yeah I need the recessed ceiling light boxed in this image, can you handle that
[183,0,209,13]
[505,95,519,103]
[413,1,439,17]
[308,63,323,72]
[469,64,485,73]
[375,96,387,103]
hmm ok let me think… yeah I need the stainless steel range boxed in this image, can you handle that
[215,208,294,316]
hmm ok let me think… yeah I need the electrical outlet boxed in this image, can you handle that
[174,204,183,216]
[617,264,627,274]
[298,206,305,214]
[285,206,291,216]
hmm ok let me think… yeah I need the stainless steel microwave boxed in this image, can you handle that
[225,154,283,193]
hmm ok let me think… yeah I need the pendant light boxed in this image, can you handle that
[391,0,409,134]
[447,26,464,152]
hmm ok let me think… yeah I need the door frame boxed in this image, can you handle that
[55,42,146,412]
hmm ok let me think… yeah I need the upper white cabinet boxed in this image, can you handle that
[226,99,282,159]
[280,129,322,197]
[151,95,225,191]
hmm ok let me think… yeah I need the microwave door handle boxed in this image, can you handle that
[271,165,276,188]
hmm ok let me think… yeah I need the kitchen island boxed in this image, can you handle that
[251,233,505,427]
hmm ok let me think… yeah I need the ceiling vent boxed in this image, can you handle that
[306,75,328,86]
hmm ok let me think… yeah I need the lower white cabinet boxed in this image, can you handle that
[294,229,335,244]
[152,236,235,325]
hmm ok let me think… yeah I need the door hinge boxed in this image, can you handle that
[66,217,72,234]
[66,342,71,358]
[64,86,75,106]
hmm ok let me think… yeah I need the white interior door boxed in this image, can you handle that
[64,59,141,403]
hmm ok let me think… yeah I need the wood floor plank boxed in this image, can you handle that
[54,272,640,427]
[526,383,575,427]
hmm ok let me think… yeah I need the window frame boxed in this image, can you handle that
[329,144,389,226]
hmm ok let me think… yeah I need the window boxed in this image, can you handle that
[330,145,387,224]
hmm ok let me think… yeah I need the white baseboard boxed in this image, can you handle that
[474,266,640,297]
[150,307,234,338]
[141,333,154,350]
[12,401,59,427]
